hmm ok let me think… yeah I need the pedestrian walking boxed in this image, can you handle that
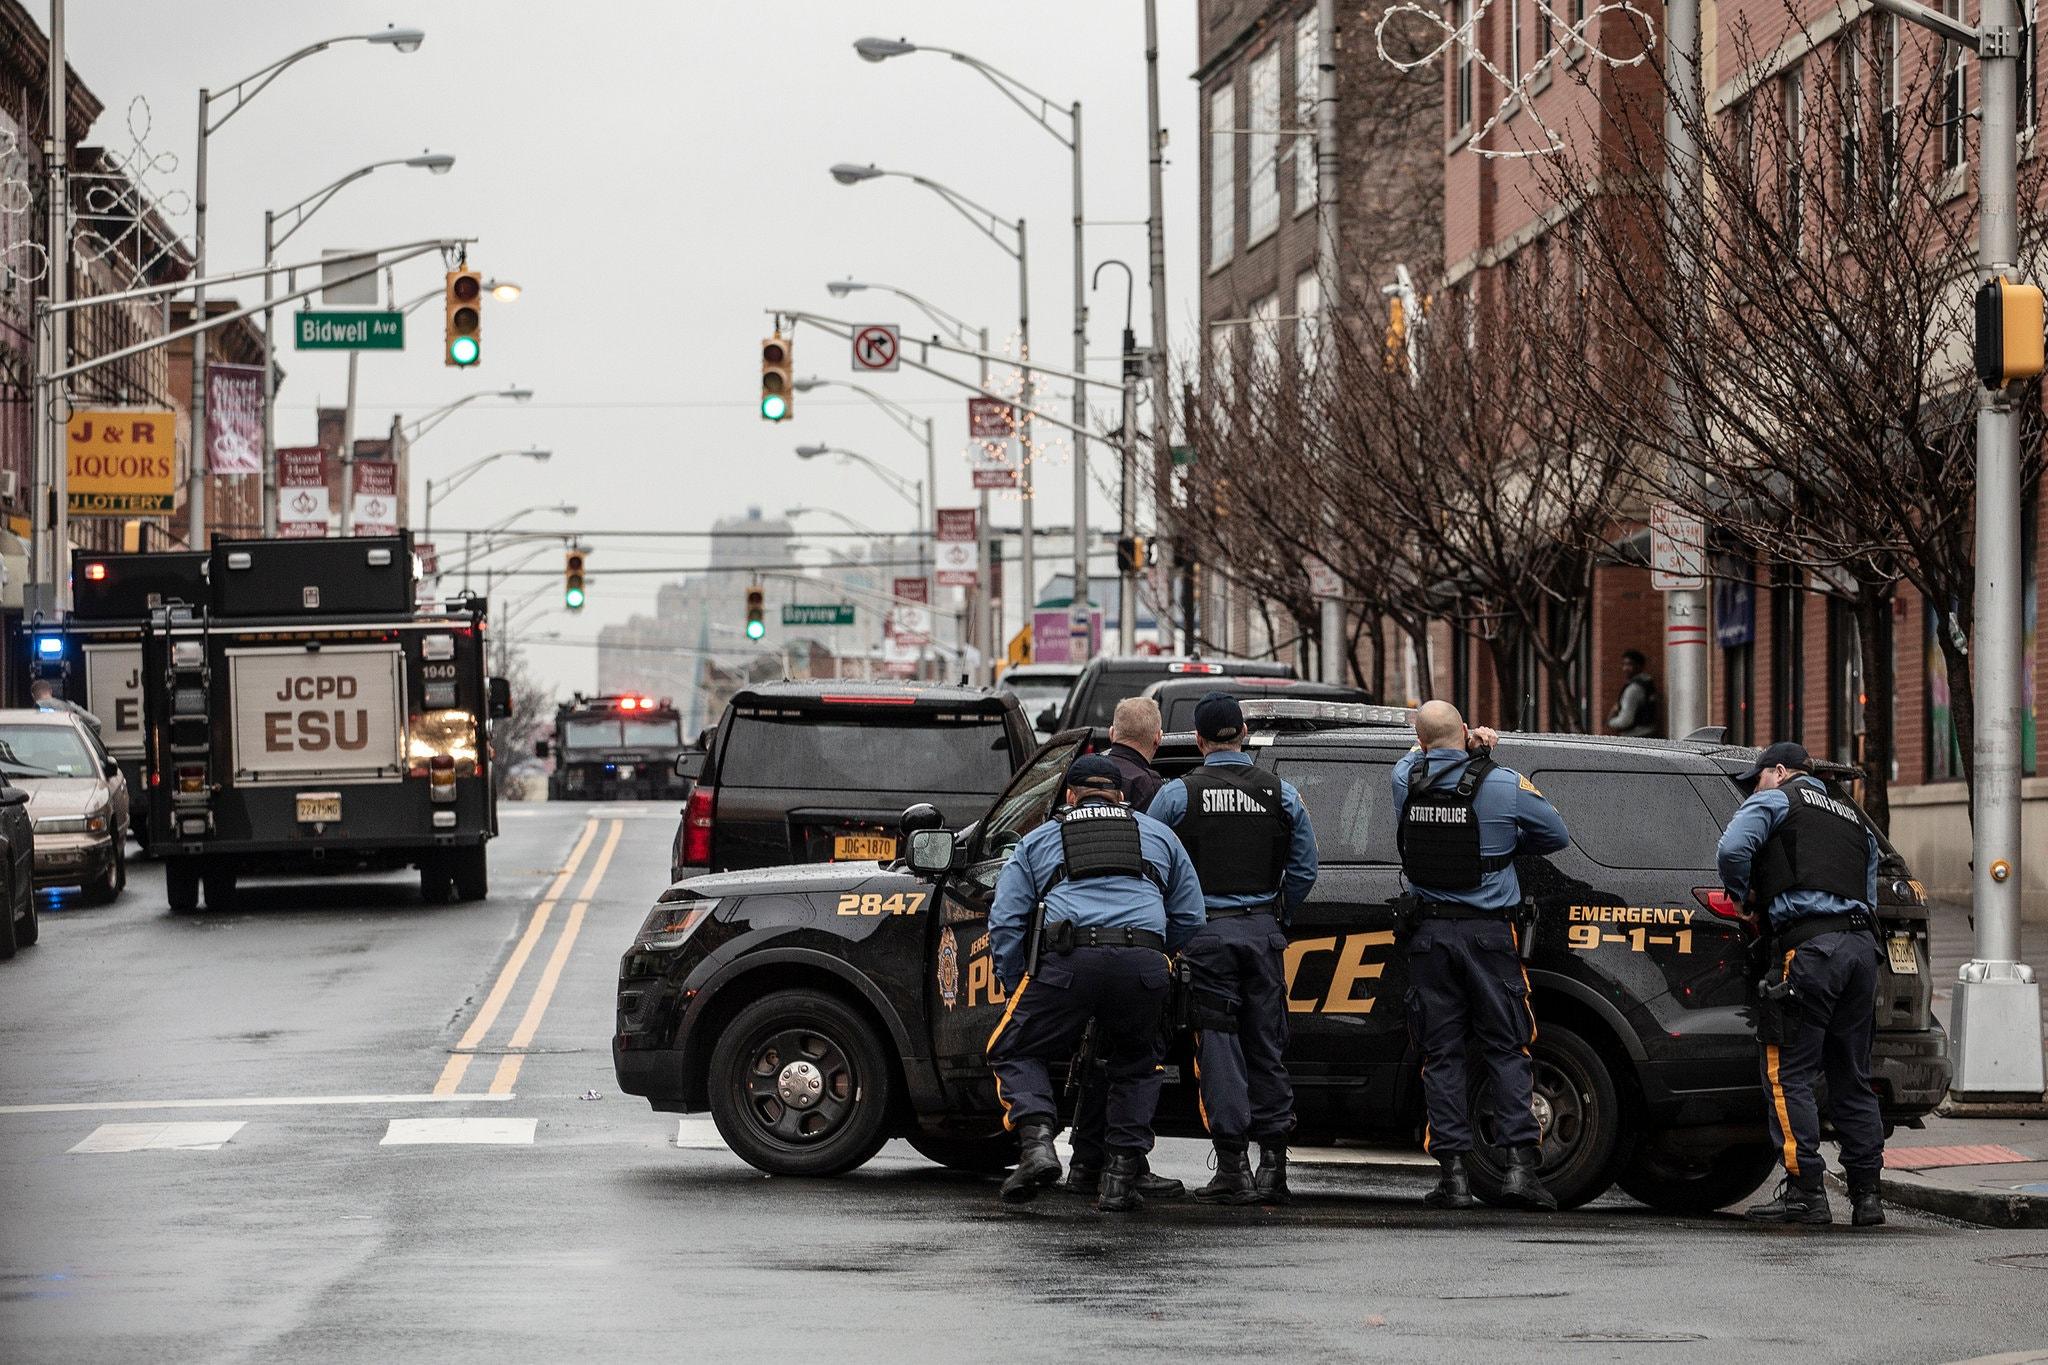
[1392,699,1569,1211]
[1606,649,1660,737]
[985,755,1206,1211]
[1147,693,1318,1205]
[1716,741,1886,1227]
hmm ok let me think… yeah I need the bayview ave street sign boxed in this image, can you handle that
[295,311,404,350]
[782,604,856,627]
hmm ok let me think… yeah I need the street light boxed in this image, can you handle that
[403,385,535,442]
[259,152,458,535]
[851,39,1089,644]
[188,23,427,543]
[423,447,552,543]
[401,277,521,316]
[793,444,923,520]
[460,503,576,593]
[824,279,977,348]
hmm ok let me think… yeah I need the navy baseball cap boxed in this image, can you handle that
[1066,755,1125,792]
[1193,692,1246,742]
[1737,741,1812,783]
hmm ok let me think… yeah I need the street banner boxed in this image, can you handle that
[880,631,920,677]
[1650,504,1707,591]
[891,576,932,644]
[204,364,264,474]
[1030,607,1101,664]
[66,409,177,515]
[417,541,439,577]
[350,460,399,536]
[968,396,1020,489]
[935,507,978,588]
[277,446,330,538]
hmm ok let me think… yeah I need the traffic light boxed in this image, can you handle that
[1115,535,1148,574]
[745,585,766,639]
[1975,275,2044,388]
[563,549,586,610]
[445,268,483,367]
[760,334,793,421]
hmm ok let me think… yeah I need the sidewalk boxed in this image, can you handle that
[1862,899,2048,1228]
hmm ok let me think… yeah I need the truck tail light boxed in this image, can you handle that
[429,754,457,803]
[1692,887,1745,921]
[683,785,715,865]
[176,765,206,796]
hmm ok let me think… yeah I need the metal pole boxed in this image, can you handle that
[1659,0,1709,738]
[1314,0,1344,686]
[921,415,935,585]
[1117,345,1137,654]
[45,0,68,613]
[1321,598,1345,683]
[1952,0,2045,1099]
[1144,0,1176,651]
[260,209,277,535]
[339,349,357,535]
[188,88,209,547]
[1016,218,1036,644]
[1069,101,1091,664]
[977,326,996,672]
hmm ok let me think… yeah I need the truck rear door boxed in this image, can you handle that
[227,643,407,785]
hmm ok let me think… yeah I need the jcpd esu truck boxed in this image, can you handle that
[139,535,511,912]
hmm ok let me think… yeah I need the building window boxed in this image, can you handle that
[1455,0,1475,132]
[1208,321,1234,407]
[1943,0,1969,175]
[1209,83,1235,270]
[1925,602,1964,781]
[1716,554,1758,747]
[1880,15,1903,202]
[1294,268,1320,364]
[1249,290,1280,378]
[1782,66,1804,250]
[1510,0,1524,84]
[1247,47,1281,244]
[1827,598,1865,767]
[1771,567,1805,744]
[1294,8,1318,213]
[1569,0,1588,56]
[1537,0,1554,65]
[1838,32,1862,201]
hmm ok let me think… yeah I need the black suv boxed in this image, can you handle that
[1142,676,1371,731]
[619,700,1946,1211]
[1047,655,1295,733]
[668,681,1036,884]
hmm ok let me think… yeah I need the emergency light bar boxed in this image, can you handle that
[1236,699,1416,729]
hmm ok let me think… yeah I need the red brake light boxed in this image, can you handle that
[683,785,715,865]
[1693,887,1745,920]
[620,696,639,710]
[1167,662,1223,674]
[82,562,107,582]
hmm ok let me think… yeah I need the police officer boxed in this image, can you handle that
[1716,741,1885,1228]
[1147,693,1318,1205]
[1392,700,1568,1211]
[985,755,1206,1211]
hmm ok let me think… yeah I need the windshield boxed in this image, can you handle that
[719,712,1015,793]
[0,723,96,777]
[561,718,619,750]
[969,737,1082,884]
[621,717,682,748]
[1004,682,1070,715]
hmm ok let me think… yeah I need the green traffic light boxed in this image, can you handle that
[760,393,788,421]
[450,335,480,366]
[745,618,765,640]
[565,585,586,609]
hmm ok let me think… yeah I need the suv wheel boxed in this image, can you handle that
[12,869,34,948]
[165,857,200,914]
[1615,1140,1777,1216]
[1466,1023,1627,1210]
[906,1131,1019,1175]
[708,989,893,1177]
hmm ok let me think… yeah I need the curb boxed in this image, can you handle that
[1833,1169,2048,1229]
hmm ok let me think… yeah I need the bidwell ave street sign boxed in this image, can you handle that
[294,311,405,351]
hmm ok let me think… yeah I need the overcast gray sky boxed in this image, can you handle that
[68,1,1202,695]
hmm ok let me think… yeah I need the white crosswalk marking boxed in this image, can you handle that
[70,1121,245,1153]
[381,1117,536,1146]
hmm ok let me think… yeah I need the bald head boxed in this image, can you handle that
[1414,699,1465,749]
[1110,696,1162,758]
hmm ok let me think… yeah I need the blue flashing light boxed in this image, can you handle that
[34,635,63,659]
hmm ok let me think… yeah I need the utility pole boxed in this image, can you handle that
[35,0,69,613]
[1069,100,1092,665]
[1659,0,1709,738]
[1315,0,1343,685]
[1144,0,1176,652]
[1016,219,1036,646]
[188,84,209,548]
[261,209,279,535]
[976,326,996,673]
[1117,322,1139,654]
[339,350,358,535]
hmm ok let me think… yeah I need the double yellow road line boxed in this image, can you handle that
[433,816,624,1097]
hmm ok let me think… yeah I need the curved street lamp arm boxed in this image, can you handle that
[833,450,922,511]
[206,30,412,133]
[876,286,977,347]
[270,159,409,251]
[893,173,1021,259]
[405,391,487,442]
[930,47,1077,148]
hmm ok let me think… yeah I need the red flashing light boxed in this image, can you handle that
[1692,887,1745,921]
[619,697,638,710]
[1167,662,1224,674]
[82,562,108,582]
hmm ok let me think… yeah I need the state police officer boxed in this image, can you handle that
[1392,700,1568,1211]
[1148,693,1319,1205]
[985,755,1206,1211]
[1716,741,1886,1228]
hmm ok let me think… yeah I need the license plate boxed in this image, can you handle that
[833,834,896,861]
[1887,935,1919,975]
[297,792,342,823]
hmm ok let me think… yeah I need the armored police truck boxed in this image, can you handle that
[540,693,688,801]
[138,535,511,912]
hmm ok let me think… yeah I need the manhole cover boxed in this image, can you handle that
[1565,1333,1708,1344]
[1986,1252,2048,1273]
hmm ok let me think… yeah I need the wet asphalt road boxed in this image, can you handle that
[2,804,2045,1364]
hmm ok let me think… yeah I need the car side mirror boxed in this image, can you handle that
[0,787,26,807]
[488,676,514,720]
[102,757,120,778]
[534,739,551,760]
[674,750,705,781]
[906,827,955,876]
[1036,705,1061,731]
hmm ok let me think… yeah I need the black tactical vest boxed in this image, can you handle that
[1055,801,1150,884]
[1752,778,1870,909]
[1173,764,1290,898]
[1397,753,1514,892]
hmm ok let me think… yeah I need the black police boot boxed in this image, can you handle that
[1424,1153,1476,1209]
[1194,1143,1258,1204]
[999,1122,1062,1204]
[1062,1161,1102,1196]
[1847,1173,1886,1228]
[1097,1152,1146,1213]
[1253,1142,1292,1205]
[1745,1177,1832,1225]
[1498,1145,1559,1211]
[1135,1156,1185,1199]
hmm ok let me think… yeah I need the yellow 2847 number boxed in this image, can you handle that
[835,891,929,917]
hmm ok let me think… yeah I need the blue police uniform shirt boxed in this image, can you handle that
[1390,747,1570,910]
[1716,774,1880,929]
[1147,750,1319,919]
[989,801,1207,987]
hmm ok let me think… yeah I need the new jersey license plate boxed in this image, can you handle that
[834,834,896,861]
[1886,934,1919,975]
[297,792,342,823]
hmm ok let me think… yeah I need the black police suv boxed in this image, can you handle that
[1045,655,1295,733]
[1141,675,1372,731]
[667,681,1037,885]
[616,700,1947,1210]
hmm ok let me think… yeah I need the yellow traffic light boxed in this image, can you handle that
[760,335,793,421]
[564,549,586,610]
[745,585,766,639]
[1384,295,1406,371]
[446,268,483,367]
[1975,275,2045,388]
[1116,535,1148,573]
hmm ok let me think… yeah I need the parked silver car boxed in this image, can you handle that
[0,708,128,901]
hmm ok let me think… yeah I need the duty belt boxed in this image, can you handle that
[1205,900,1280,920]
[1773,910,1876,950]
[1048,922,1167,952]
[1417,902,1511,922]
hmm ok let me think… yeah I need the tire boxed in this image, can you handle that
[13,870,35,948]
[708,988,894,1178]
[419,856,453,905]
[452,844,488,902]
[201,864,237,913]
[1616,1140,1777,1216]
[906,1131,1019,1175]
[0,870,16,961]
[83,839,123,905]
[1466,1022,1628,1211]
[165,857,200,914]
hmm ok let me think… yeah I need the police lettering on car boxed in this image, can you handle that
[1716,741,1886,1228]
[1147,692,1319,1206]
[984,755,1205,1211]
[1391,700,1569,1211]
